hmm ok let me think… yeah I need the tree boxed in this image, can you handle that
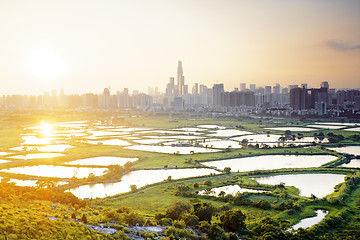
[192,202,217,223]
[81,214,88,224]
[123,161,133,170]
[166,201,192,220]
[0,177,10,184]
[223,167,231,174]
[218,191,226,198]
[220,210,246,232]
[130,184,137,192]
[87,173,96,182]
[183,214,199,228]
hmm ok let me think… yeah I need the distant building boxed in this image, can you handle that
[320,81,329,89]
[177,61,185,96]
[174,97,184,110]
[240,83,246,91]
[213,84,224,106]
[317,101,327,115]
[192,83,199,95]
[290,87,307,110]
[250,84,256,91]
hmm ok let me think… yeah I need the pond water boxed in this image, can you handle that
[1,165,106,178]
[200,140,243,149]
[315,122,359,126]
[22,136,52,145]
[65,157,138,166]
[54,121,88,128]
[202,155,337,172]
[341,160,360,168]
[163,139,242,149]
[87,139,131,146]
[307,124,345,130]
[88,130,126,138]
[265,127,316,132]
[208,129,252,137]
[69,168,219,198]
[126,145,220,154]
[292,210,328,230]
[198,185,265,196]
[0,177,38,187]
[52,132,87,137]
[143,130,187,135]
[329,146,360,156]
[345,127,360,132]
[133,139,176,145]
[197,125,226,129]
[252,173,346,198]
[111,127,151,132]
[232,134,282,143]
[8,153,65,160]
[174,127,204,132]
[10,144,74,152]
[143,135,205,140]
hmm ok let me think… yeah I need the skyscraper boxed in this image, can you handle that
[240,83,246,91]
[320,81,329,89]
[177,61,185,96]
[213,84,224,106]
[250,84,256,91]
[290,87,307,110]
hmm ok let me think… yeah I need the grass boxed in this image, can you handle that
[0,111,360,231]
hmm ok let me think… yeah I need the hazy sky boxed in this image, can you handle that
[1,0,359,95]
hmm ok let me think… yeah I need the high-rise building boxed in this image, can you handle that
[102,88,110,108]
[177,61,185,96]
[166,77,175,97]
[290,87,307,110]
[250,84,256,91]
[301,83,308,89]
[213,84,224,106]
[240,83,246,91]
[320,81,329,89]
[192,83,199,95]
[265,86,272,94]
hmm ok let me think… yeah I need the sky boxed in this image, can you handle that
[0,0,359,95]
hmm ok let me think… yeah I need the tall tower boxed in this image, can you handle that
[177,61,184,96]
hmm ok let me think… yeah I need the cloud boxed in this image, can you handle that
[324,40,360,51]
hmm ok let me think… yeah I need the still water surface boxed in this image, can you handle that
[202,155,337,172]
[252,173,345,198]
[292,210,328,230]
[1,165,106,178]
[198,185,265,196]
[70,168,219,198]
[65,157,138,166]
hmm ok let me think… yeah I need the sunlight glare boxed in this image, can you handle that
[39,122,53,136]
[26,48,64,78]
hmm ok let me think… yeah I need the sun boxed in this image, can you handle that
[26,48,64,78]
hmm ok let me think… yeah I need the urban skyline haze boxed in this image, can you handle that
[1,0,359,95]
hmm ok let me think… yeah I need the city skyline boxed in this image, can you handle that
[1,0,360,95]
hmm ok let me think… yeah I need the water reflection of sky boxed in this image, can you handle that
[70,168,219,198]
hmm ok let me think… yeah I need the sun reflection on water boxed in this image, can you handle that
[39,122,53,136]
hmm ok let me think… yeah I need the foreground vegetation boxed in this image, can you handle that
[0,110,360,239]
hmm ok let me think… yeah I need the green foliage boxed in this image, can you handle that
[220,210,246,232]
[192,201,217,223]
[165,201,192,220]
